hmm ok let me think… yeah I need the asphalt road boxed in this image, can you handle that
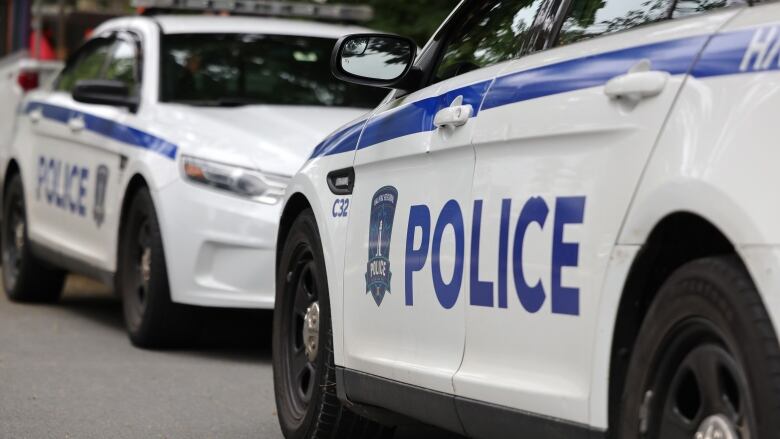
[0,276,462,439]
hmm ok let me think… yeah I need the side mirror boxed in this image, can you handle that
[72,80,138,112]
[332,33,417,89]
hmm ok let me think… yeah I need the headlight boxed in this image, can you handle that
[181,155,288,204]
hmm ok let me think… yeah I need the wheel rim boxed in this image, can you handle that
[124,215,151,327]
[2,193,25,289]
[281,243,320,419]
[642,319,755,439]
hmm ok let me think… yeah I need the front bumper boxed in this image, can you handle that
[156,178,281,309]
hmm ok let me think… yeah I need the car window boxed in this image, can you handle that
[433,0,545,84]
[557,0,671,45]
[159,33,386,108]
[672,0,729,18]
[104,38,140,96]
[56,38,114,92]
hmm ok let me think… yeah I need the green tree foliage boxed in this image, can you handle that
[435,0,539,80]
[338,0,460,45]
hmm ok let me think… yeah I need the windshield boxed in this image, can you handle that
[160,33,387,108]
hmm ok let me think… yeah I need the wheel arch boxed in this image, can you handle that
[115,173,151,274]
[1,159,22,223]
[276,192,313,269]
[607,212,737,435]
[4,158,21,188]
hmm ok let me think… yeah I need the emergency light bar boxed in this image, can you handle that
[132,0,373,22]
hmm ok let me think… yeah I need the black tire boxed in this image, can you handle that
[117,187,196,348]
[273,209,393,439]
[1,173,65,302]
[617,256,780,439]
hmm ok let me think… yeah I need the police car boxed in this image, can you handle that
[0,2,386,347]
[272,0,780,437]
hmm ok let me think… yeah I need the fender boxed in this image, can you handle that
[115,158,174,273]
[590,21,780,424]
[282,153,358,366]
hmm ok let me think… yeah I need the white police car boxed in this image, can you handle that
[0,7,386,347]
[273,0,780,437]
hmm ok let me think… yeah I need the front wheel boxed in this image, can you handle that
[117,187,196,348]
[1,173,65,302]
[273,209,392,439]
[617,256,780,439]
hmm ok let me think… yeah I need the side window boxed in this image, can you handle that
[557,0,671,45]
[433,0,544,83]
[104,37,140,96]
[672,0,729,18]
[56,38,114,92]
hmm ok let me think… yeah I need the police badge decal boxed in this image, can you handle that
[365,186,398,306]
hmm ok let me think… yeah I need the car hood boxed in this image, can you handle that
[154,104,369,176]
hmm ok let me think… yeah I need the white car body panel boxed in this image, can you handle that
[455,8,742,426]
[341,64,510,394]
[284,0,780,432]
[3,15,374,309]
[0,52,62,178]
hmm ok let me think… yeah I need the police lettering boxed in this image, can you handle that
[741,26,780,72]
[370,259,387,277]
[36,155,89,217]
[404,197,586,316]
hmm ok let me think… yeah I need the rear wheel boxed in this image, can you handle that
[273,209,392,439]
[118,187,196,348]
[617,256,780,439]
[1,173,65,302]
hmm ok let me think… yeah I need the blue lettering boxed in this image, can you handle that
[35,155,90,219]
[403,195,585,316]
[431,200,464,310]
[404,205,430,306]
[65,164,79,213]
[497,199,511,309]
[332,199,351,217]
[551,196,585,316]
[470,200,493,307]
[78,168,88,217]
[36,156,46,200]
[332,199,340,217]
[46,158,58,205]
[513,197,548,313]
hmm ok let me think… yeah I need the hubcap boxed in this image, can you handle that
[124,216,152,331]
[644,320,755,439]
[14,221,24,251]
[695,414,738,439]
[303,302,320,362]
[282,245,320,418]
[135,220,151,306]
[140,247,151,285]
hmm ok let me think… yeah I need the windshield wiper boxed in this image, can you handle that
[172,98,261,107]
[210,98,257,107]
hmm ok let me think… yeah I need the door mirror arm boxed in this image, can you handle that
[393,66,425,95]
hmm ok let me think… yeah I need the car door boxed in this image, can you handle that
[340,0,548,408]
[452,0,742,432]
[26,32,138,273]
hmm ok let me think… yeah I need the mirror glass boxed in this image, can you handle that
[340,36,412,81]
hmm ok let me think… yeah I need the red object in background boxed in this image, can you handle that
[17,71,39,92]
[27,31,56,60]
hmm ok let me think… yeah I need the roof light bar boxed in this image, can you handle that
[132,0,374,22]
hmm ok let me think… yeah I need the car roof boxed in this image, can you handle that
[151,15,372,38]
